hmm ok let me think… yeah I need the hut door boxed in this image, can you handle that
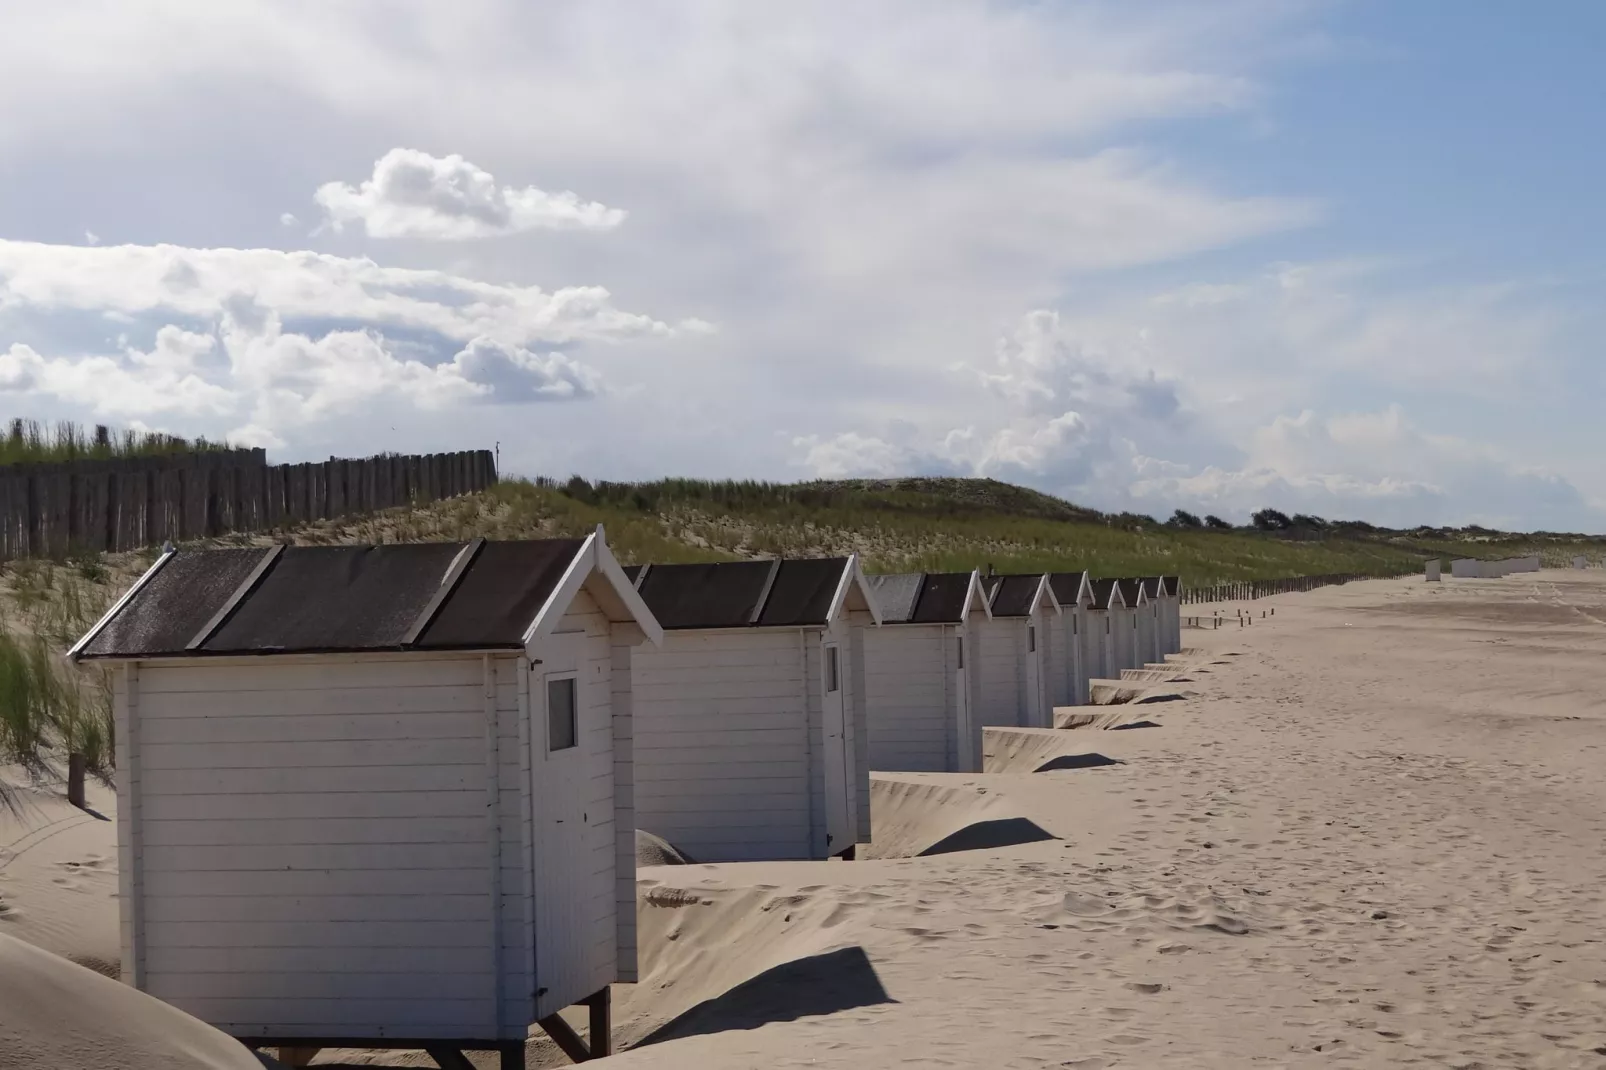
[1023,620,1043,728]
[820,641,851,854]
[531,637,589,1017]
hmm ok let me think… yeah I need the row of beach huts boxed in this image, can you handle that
[1426,555,1541,580]
[66,531,1182,1066]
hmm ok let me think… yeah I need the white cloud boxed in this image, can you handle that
[0,238,694,347]
[279,212,298,228]
[83,230,99,246]
[0,329,235,418]
[791,431,930,480]
[445,337,601,402]
[315,148,626,240]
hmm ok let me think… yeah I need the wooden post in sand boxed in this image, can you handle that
[66,752,86,809]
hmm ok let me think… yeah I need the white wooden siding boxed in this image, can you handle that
[975,616,1023,728]
[863,624,950,772]
[609,628,639,984]
[846,613,872,846]
[632,630,813,861]
[124,654,498,1042]
[1083,611,1110,682]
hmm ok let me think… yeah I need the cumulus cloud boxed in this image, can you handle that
[445,337,601,402]
[0,312,607,434]
[0,238,693,347]
[315,149,626,239]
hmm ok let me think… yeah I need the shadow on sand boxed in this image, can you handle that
[918,816,1057,856]
[639,946,897,1045]
[1108,719,1162,731]
[1035,752,1124,772]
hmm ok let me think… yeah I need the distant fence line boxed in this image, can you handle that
[0,449,497,560]
[1179,572,1379,605]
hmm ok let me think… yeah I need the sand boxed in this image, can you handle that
[609,571,1606,1067]
[9,570,1606,1068]
[0,933,270,1069]
[0,774,121,977]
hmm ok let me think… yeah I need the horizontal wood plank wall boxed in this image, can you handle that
[863,625,950,773]
[631,629,813,862]
[0,448,495,560]
[130,654,499,1041]
[975,616,1025,729]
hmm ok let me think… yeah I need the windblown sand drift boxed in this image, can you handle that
[0,933,267,1070]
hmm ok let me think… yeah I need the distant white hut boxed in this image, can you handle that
[1575,556,1588,570]
[1450,558,1483,579]
[1426,560,1441,582]
[862,570,991,773]
[1047,571,1094,707]
[976,573,1059,729]
[1084,578,1125,681]
[69,533,661,1067]
[1153,576,1182,655]
[624,557,881,862]
[1112,578,1150,673]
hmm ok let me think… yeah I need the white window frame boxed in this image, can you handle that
[544,670,580,754]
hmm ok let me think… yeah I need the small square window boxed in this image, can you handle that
[826,646,841,693]
[547,677,577,751]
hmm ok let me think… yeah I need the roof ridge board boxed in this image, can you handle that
[401,537,486,647]
[749,558,784,625]
[184,543,287,652]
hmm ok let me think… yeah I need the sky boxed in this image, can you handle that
[0,1,1601,530]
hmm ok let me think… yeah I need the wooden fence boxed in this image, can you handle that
[0,449,497,560]
[1179,572,1378,605]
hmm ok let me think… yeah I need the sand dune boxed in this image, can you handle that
[0,933,269,1070]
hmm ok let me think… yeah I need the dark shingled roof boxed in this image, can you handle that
[1048,571,1091,607]
[1139,576,1174,599]
[1115,578,1147,606]
[987,574,1047,618]
[911,572,979,624]
[1089,578,1122,611]
[76,539,588,659]
[629,558,852,630]
[867,573,924,624]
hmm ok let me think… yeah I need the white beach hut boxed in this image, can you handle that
[1426,560,1442,582]
[862,570,991,773]
[1047,571,1094,708]
[1112,579,1150,673]
[68,533,662,1069]
[623,557,881,862]
[975,573,1059,729]
[1151,575,1182,655]
[1083,578,1124,683]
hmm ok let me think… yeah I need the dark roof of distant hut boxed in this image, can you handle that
[622,558,854,629]
[1089,578,1124,611]
[986,574,1049,618]
[1047,570,1092,607]
[868,572,979,625]
[1115,578,1148,606]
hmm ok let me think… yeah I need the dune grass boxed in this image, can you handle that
[0,559,117,809]
[0,417,231,467]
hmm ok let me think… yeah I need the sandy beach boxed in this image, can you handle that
[609,571,1606,1068]
[7,570,1606,1067]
